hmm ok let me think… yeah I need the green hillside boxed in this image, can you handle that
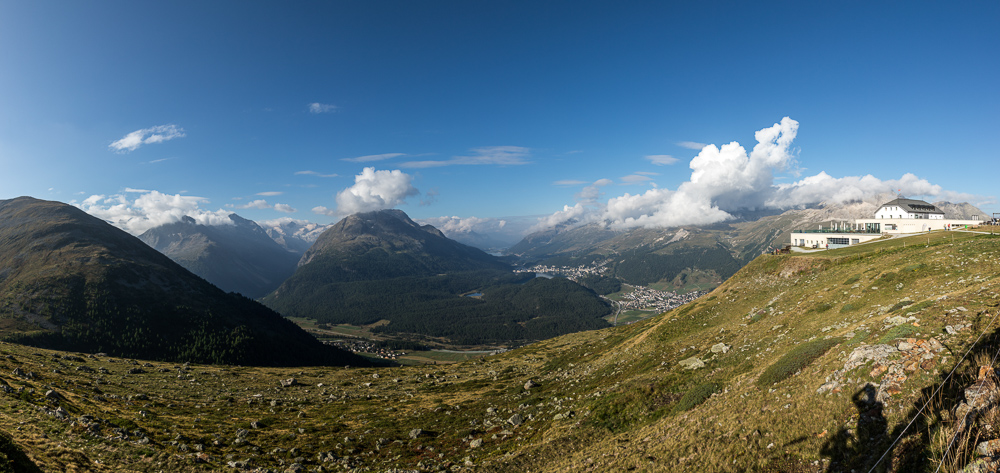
[1,229,999,472]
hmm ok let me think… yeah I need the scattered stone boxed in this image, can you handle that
[279,378,298,388]
[470,438,483,448]
[409,429,425,439]
[976,439,1000,456]
[710,343,731,354]
[508,414,523,426]
[816,380,841,394]
[523,380,539,390]
[678,356,705,370]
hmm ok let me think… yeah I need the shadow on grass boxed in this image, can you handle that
[0,430,42,473]
[821,324,1000,472]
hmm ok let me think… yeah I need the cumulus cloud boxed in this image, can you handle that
[401,146,529,168]
[273,203,296,213]
[332,167,419,215]
[75,190,232,235]
[295,170,338,177]
[646,155,679,165]
[341,153,406,163]
[419,216,505,235]
[109,125,185,153]
[308,103,337,114]
[531,117,987,232]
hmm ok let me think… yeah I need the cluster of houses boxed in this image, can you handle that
[616,285,705,312]
[324,339,407,360]
[515,260,612,279]
[791,198,986,249]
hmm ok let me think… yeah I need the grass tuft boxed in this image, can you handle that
[671,382,719,414]
[757,338,841,387]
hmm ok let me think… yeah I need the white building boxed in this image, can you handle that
[790,198,983,249]
[874,198,945,220]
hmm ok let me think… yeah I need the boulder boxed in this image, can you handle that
[711,343,730,354]
[678,356,705,370]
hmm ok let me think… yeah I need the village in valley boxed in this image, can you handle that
[516,262,705,318]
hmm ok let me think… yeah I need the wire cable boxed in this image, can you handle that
[867,309,1000,473]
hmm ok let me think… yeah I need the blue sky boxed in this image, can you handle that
[1,1,997,237]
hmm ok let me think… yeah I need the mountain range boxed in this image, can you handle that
[262,209,611,345]
[506,194,991,292]
[0,196,366,366]
[138,214,299,299]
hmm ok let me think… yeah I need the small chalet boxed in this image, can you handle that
[874,198,945,220]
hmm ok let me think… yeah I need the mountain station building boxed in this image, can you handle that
[790,198,984,249]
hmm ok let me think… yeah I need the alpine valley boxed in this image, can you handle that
[2,196,1000,473]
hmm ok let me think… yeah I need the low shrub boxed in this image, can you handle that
[589,382,678,432]
[757,338,841,387]
[812,303,833,313]
[671,382,719,414]
[840,303,857,313]
[879,324,919,344]
[843,275,861,285]
[889,300,915,312]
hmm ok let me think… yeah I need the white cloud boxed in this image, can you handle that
[235,199,297,213]
[531,117,989,232]
[75,190,232,235]
[646,155,679,165]
[677,141,708,150]
[621,173,655,184]
[401,146,529,168]
[273,203,296,213]
[295,170,339,178]
[576,178,614,203]
[308,103,337,114]
[109,125,185,153]
[419,216,504,235]
[256,191,283,196]
[238,200,272,210]
[333,167,419,215]
[312,206,335,217]
[554,180,587,186]
[341,153,405,163]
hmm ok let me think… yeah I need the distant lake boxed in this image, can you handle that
[535,273,555,279]
[464,292,484,298]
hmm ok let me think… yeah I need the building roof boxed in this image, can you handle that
[879,198,945,214]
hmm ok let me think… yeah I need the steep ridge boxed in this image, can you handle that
[139,214,299,299]
[0,197,366,366]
